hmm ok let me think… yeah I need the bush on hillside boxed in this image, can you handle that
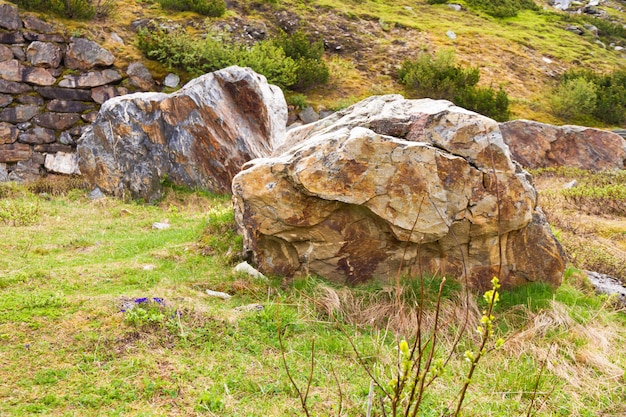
[136,28,328,91]
[550,77,597,121]
[11,0,96,19]
[552,69,626,125]
[399,50,511,121]
[466,0,538,18]
[155,0,225,17]
[398,50,479,101]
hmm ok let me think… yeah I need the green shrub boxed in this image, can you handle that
[550,77,597,121]
[399,50,479,100]
[155,0,225,17]
[466,0,538,18]
[427,0,448,4]
[455,85,511,121]
[399,50,510,120]
[137,28,329,91]
[11,0,96,19]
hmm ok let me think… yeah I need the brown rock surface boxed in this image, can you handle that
[64,37,115,70]
[0,122,18,144]
[233,95,566,289]
[0,59,56,86]
[0,142,32,162]
[500,120,626,170]
[58,69,122,88]
[78,66,287,202]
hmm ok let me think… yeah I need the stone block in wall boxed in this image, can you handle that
[127,62,155,91]
[0,94,12,107]
[91,85,128,104]
[16,94,43,105]
[27,42,63,68]
[0,45,12,62]
[0,79,31,94]
[81,111,98,123]
[23,33,66,43]
[32,112,80,130]
[0,105,40,123]
[58,69,122,88]
[22,14,55,34]
[0,4,22,31]
[0,142,31,162]
[9,158,41,182]
[64,37,115,70]
[45,152,79,175]
[11,45,25,61]
[0,59,55,86]
[0,122,18,144]
[0,33,25,44]
[68,124,89,137]
[18,127,56,144]
[47,99,94,113]
[59,131,74,145]
[34,143,72,153]
[36,86,92,101]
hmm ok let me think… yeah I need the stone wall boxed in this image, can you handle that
[0,3,166,182]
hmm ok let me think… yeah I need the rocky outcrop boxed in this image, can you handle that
[78,66,287,202]
[500,120,626,170]
[233,95,566,289]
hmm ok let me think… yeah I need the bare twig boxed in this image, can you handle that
[330,363,344,417]
[526,344,554,417]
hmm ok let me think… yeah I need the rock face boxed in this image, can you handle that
[233,95,566,289]
[500,120,626,170]
[78,66,287,201]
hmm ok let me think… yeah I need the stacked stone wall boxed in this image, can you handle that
[0,3,161,182]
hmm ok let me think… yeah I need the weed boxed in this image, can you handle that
[0,199,41,226]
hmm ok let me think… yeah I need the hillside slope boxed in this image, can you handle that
[33,0,626,124]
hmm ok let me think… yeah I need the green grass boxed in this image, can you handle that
[1,183,625,416]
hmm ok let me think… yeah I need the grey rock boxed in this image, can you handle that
[88,187,105,200]
[126,62,155,91]
[0,33,25,44]
[583,23,599,37]
[22,14,56,34]
[34,143,72,153]
[81,111,98,123]
[446,30,457,40]
[36,86,92,101]
[0,163,8,181]
[69,124,89,137]
[565,25,584,35]
[448,3,463,11]
[562,179,577,189]
[0,4,22,31]
[109,32,124,45]
[78,66,288,202]
[0,142,32,162]
[0,105,40,123]
[47,99,94,113]
[0,122,18,144]
[0,79,31,94]
[0,59,56,86]
[8,158,42,182]
[16,94,43,105]
[59,69,122,88]
[18,127,56,144]
[59,131,74,145]
[163,73,180,88]
[16,122,31,130]
[44,152,80,175]
[586,271,626,306]
[90,85,128,104]
[23,32,66,43]
[33,112,80,130]
[64,37,115,70]
[10,45,25,61]
[26,41,63,68]
[298,106,319,124]
[0,45,13,62]
[0,94,13,108]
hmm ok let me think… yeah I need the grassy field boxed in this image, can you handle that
[0,177,625,416]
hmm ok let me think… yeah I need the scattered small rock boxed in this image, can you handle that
[206,289,232,300]
[163,73,180,88]
[446,30,457,40]
[585,271,626,306]
[88,187,105,200]
[234,303,264,312]
[234,261,267,279]
[152,222,171,230]
[563,179,577,189]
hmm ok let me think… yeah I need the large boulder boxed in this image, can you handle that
[232,95,566,289]
[500,120,626,170]
[78,66,287,201]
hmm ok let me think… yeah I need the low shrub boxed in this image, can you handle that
[466,0,538,18]
[399,50,510,121]
[155,0,225,17]
[550,77,597,121]
[10,0,97,20]
[136,28,329,91]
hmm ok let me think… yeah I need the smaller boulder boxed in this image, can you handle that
[26,42,63,68]
[64,37,115,70]
[126,62,155,91]
[0,4,21,31]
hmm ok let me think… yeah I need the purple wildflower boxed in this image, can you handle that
[134,297,148,304]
